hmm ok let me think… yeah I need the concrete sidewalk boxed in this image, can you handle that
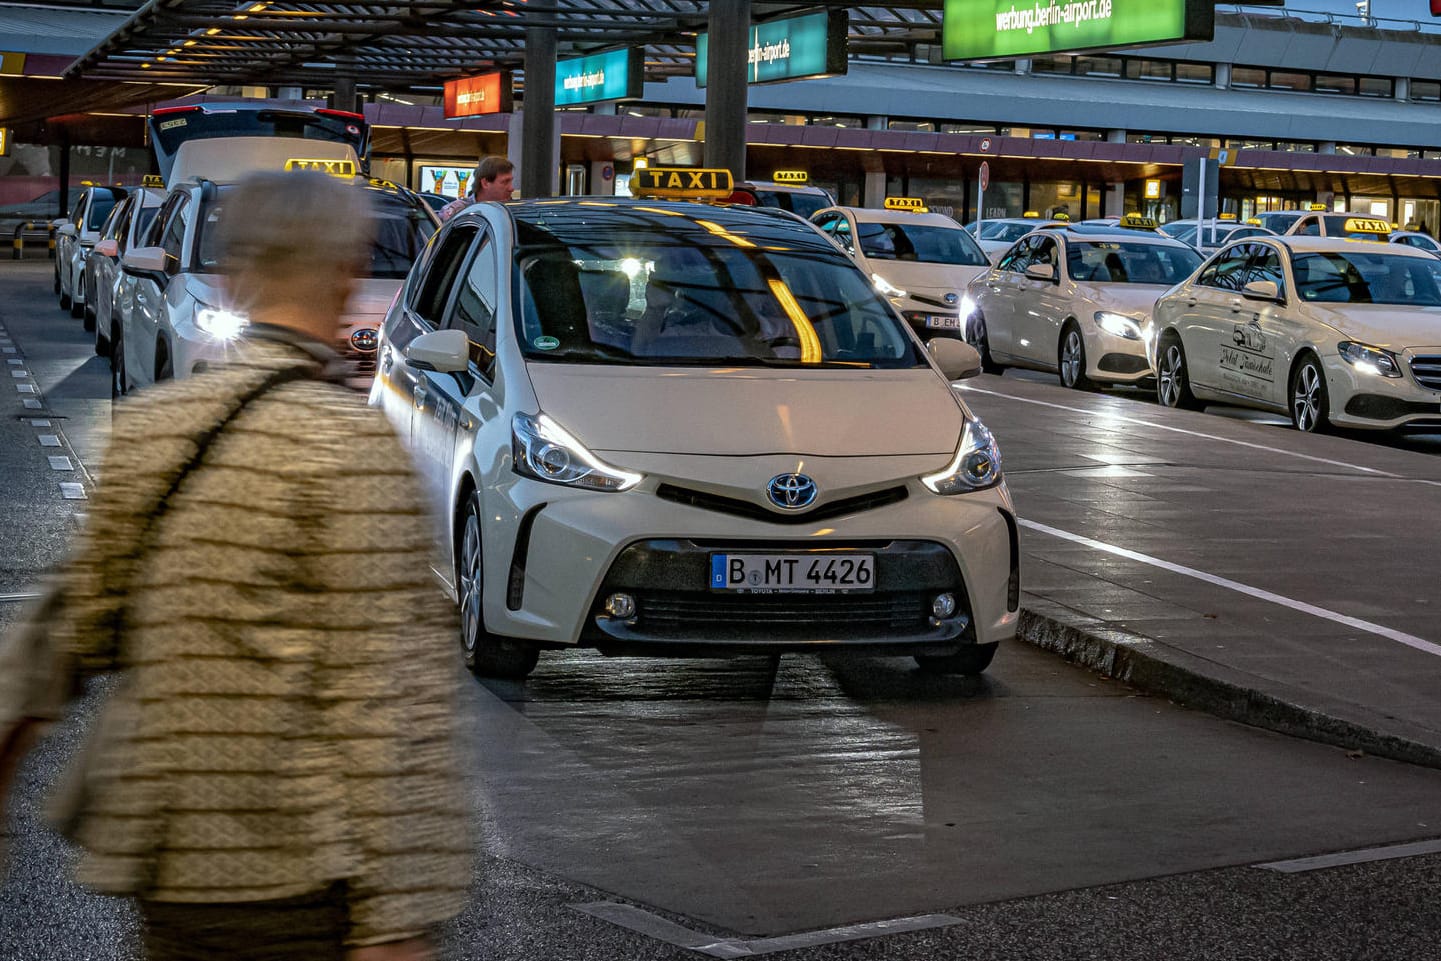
[959,376,1441,769]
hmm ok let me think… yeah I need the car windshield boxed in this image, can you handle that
[978,221,1038,243]
[196,186,435,278]
[1067,241,1202,284]
[86,196,120,231]
[1158,221,1191,238]
[753,189,830,220]
[514,235,927,369]
[1292,251,1441,306]
[855,221,989,266]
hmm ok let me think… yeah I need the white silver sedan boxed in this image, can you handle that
[1152,236,1441,432]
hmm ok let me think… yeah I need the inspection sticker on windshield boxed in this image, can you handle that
[710,553,875,593]
[533,336,560,351]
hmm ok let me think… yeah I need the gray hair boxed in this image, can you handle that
[217,170,372,283]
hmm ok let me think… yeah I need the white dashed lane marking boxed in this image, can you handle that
[22,398,41,409]
[38,434,61,447]
[47,455,74,471]
[59,483,87,500]
[1257,838,1441,874]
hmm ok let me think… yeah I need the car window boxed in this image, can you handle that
[1292,251,1441,305]
[99,197,130,243]
[129,205,161,252]
[855,221,989,266]
[367,190,437,279]
[997,236,1034,272]
[1294,217,1321,237]
[159,194,191,274]
[447,234,499,379]
[1029,236,1058,271]
[514,236,926,370]
[1242,244,1286,299]
[831,218,855,254]
[411,225,478,327]
[1196,246,1251,290]
[812,214,842,235]
[86,194,119,232]
[980,221,1037,243]
[1067,241,1201,284]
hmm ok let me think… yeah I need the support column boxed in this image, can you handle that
[57,131,71,220]
[866,116,888,131]
[863,171,886,209]
[521,26,558,198]
[703,0,750,179]
[332,77,357,114]
[1104,183,1126,217]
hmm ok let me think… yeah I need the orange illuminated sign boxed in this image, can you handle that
[444,72,512,119]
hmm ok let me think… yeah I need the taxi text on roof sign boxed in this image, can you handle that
[1308,203,1330,211]
[629,167,734,201]
[142,174,164,188]
[772,170,809,184]
[285,158,358,177]
[1343,217,1392,235]
[884,197,928,212]
[1120,213,1159,230]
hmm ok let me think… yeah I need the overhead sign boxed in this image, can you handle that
[630,167,734,201]
[696,10,848,87]
[555,48,644,106]
[772,170,809,184]
[444,71,512,118]
[284,158,357,177]
[942,0,1214,61]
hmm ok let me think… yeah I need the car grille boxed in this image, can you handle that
[656,484,908,525]
[1411,355,1441,392]
[634,590,933,637]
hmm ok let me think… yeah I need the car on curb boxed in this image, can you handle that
[370,168,1021,681]
[811,203,993,339]
[55,186,124,318]
[86,186,166,362]
[962,221,1202,387]
[1152,236,1441,433]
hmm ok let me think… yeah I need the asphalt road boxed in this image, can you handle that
[2,259,1439,960]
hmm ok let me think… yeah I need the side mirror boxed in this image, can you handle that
[122,246,166,274]
[405,328,470,374]
[1241,279,1280,301]
[93,239,119,258]
[1024,263,1056,282]
[927,337,983,381]
[55,222,77,238]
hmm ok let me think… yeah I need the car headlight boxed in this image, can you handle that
[1337,341,1402,378]
[194,305,249,340]
[512,412,642,492]
[872,273,907,298]
[959,292,977,320]
[921,416,1002,494]
[1094,311,1142,341]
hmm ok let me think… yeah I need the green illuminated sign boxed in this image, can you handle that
[942,0,1212,61]
[554,48,644,106]
[695,10,848,88]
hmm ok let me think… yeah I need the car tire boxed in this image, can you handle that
[110,326,126,399]
[59,288,71,311]
[915,642,998,676]
[1058,322,1094,390]
[1290,353,1330,433]
[1156,335,1204,411]
[968,312,1005,375]
[457,493,539,680]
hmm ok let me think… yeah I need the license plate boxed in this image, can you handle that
[709,553,875,593]
[924,315,961,329]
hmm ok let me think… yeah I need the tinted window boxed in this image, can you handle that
[754,189,830,219]
[1292,252,1441,305]
[86,197,119,231]
[448,236,499,378]
[412,225,478,326]
[1242,245,1286,298]
[160,194,191,273]
[979,221,1038,243]
[1196,247,1251,291]
[1067,241,1200,284]
[856,221,988,266]
[514,235,925,369]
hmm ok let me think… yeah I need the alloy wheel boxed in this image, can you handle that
[1292,362,1325,432]
[459,510,484,656]
[1159,345,1184,407]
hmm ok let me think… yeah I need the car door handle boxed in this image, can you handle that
[413,385,427,411]
[380,349,394,374]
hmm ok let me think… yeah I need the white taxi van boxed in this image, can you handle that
[1152,236,1441,432]
[962,215,1203,387]
[810,198,993,340]
[371,168,1020,680]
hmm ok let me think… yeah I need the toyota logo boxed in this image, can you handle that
[943,292,959,306]
[766,473,818,511]
[350,328,379,352]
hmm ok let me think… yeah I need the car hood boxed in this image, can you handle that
[1307,304,1441,350]
[865,260,991,298]
[1077,282,1175,321]
[526,364,964,456]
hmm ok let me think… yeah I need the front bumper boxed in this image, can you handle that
[1085,323,1154,384]
[1326,350,1441,431]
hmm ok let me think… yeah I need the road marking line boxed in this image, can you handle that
[0,593,42,604]
[38,434,61,447]
[1256,838,1441,873]
[6,358,21,365]
[29,419,50,427]
[573,902,963,958]
[47,455,73,471]
[16,383,35,393]
[59,482,87,500]
[11,369,29,377]
[22,398,41,409]
[1020,518,1441,659]
[958,385,1394,476]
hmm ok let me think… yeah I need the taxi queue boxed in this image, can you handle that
[44,150,1441,680]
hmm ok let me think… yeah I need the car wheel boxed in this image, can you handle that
[110,327,126,399]
[968,312,1005,375]
[1290,354,1330,433]
[1058,322,1094,390]
[457,493,539,680]
[1156,336,1204,411]
[915,642,998,676]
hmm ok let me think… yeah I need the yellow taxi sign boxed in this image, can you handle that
[630,166,734,201]
[1218,212,1237,220]
[1308,202,1329,211]
[772,170,809,185]
[1052,212,1071,222]
[1342,217,1391,235]
[884,197,927,213]
[1022,210,1040,218]
[284,158,358,178]
[141,174,164,188]
[1119,213,1159,230]
[1245,217,1262,226]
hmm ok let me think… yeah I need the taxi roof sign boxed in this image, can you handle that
[1342,217,1391,235]
[285,158,358,178]
[1218,212,1237,220]
[630,166,734,201]
[772,170,809,185]
[1308,203,1329,211]
[1119,213,1159,230]
[141,174,164,188]
[1052,212,1071,222]
[1022,210,1040,218]
[884,197,928,213]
